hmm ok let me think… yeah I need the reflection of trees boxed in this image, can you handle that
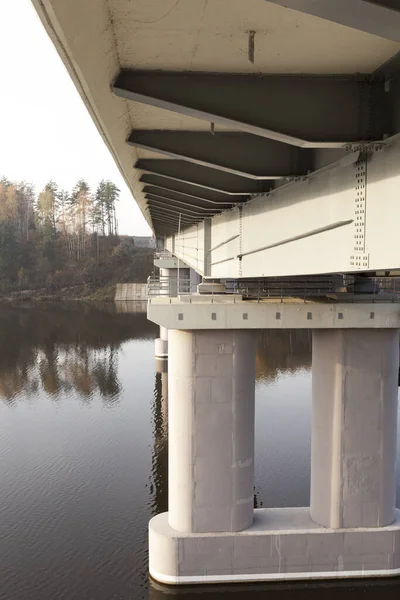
[256,330,312,382]
[0,304,157,403]
[149,371,169,515]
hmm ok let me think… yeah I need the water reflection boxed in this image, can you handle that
[256,330,311,382]
[150,361,169,515]
[0,304,157,404]
[0,307,398,600]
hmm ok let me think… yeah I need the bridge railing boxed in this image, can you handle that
[147,276,195,297]
[147,275,400,302]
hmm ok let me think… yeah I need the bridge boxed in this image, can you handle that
[32,0,400,585]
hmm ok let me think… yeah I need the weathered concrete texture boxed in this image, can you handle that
[168,329,256,534]
[149,508,400,584]
[311,329,399,529]
[114,283,147,301]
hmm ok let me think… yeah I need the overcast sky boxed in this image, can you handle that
[0,0,151,236]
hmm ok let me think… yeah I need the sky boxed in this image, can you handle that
[0,0,151,236]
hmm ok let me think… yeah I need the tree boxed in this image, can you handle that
[94,180,120,237]
[37,181,58,236]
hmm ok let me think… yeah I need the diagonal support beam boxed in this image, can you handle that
[115,71,390,148]
[264,0,400,42]
[146,196,217,217]
[129,131,313,179]
[140,174,249,204]
[150,212,193,225]
[149,210,198,225]
[147,201,208,219]
[145,193,224,214]
[143,186,234,208]
[136,160,272,195]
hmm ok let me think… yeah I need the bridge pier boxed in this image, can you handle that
[167,329,256,534]
[311,329,399,530]
[148,297,400,584]
[153,252,191,359]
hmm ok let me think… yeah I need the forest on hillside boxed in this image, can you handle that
[0,177,153,300]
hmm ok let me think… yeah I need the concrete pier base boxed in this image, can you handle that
[149,508,400,584]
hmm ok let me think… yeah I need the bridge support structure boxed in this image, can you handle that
[148,296,400,584]
[153,253,202,360]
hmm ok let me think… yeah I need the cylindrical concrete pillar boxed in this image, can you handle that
[311,328,399,529]
[160,267,178,297]
[168,329,256,533]
[155,326,169,359]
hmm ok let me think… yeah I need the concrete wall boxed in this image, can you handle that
[115,283,147,301]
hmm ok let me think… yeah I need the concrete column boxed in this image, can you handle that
[160,266,190,296]
[155,326,168,359]
[189,268,201,293]
[311,328,399,529]
[168,329,256,533]
[160,267,177,297]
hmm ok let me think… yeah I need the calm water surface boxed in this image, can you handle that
[0,304,399,600]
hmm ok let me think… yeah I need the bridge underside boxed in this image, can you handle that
[31,0,400,587]
[32,0,400,277]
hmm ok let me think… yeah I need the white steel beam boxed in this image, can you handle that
[167,136,400,278]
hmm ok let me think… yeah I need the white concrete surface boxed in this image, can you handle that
[149,508,400,584]
[155,338,168,359]
[155,326,169,359]
[311,329,400,529]
[147,297,400,330]
[168,329,256,533]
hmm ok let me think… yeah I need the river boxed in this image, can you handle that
[0,304,399,599]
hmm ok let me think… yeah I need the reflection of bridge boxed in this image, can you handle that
[32,0,400,585]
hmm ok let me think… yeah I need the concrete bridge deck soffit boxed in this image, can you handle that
[31,0,400,240]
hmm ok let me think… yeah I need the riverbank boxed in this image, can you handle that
[0,283,119,304]
[0,246,155,305]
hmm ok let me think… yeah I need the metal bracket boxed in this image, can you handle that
[350,157,370,270]
[343,142,385,153]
